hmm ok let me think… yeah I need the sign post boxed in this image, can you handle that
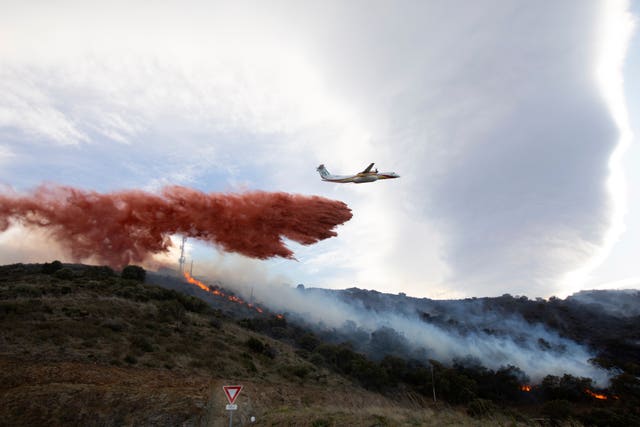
[223,385,243,427]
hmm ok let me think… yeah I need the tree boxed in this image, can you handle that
[42,260,63,274]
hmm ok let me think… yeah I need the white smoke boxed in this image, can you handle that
[0,225,69,265]
[568,289,640,317]
[205,271,612,385]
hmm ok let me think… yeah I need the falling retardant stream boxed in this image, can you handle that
[0,184,352,269]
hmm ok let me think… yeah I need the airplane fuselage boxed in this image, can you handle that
[317,164,399,184]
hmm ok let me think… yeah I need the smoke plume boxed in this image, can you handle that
[219,278,612,385]
[0,184,352,268]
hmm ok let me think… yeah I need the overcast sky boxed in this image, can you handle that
[0,0,637,299]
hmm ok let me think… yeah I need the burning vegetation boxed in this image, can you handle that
[585,388,608,400]
[183,271,265,314]
[521,383,610,401]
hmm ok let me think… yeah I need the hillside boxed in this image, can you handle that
[154,271,640,426]
[0,262,524,426]
[307,286,640,372]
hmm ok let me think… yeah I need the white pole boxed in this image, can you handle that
[178,236,186,273]
[431,364,437,402]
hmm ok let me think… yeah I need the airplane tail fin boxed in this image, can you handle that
[316,164,331,179]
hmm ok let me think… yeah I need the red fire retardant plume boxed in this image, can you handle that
[0,184,353,269]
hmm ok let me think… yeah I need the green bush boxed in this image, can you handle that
[54,268,74,280]
[437,369,477,404]
[245,337,276,359]
[291,364,311,378]
[85,265,115,278]
[158,300,186,322]
[121,265,146,282]
[176,293,209,313]
[541,374,593,402]
[246,337,265,353]
[42,260,63,274]
[308,352,324,367]
[296,333,320,351]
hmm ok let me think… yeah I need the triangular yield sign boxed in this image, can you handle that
[223,385,243,404]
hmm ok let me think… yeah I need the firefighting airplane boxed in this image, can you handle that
[316,163,400,184]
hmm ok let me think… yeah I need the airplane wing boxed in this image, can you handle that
[361,163,375,174]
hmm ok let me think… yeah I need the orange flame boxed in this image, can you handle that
[520,385,532,392]
[183,271,211,292]
[585,389,607,400]
[183,271,272,316]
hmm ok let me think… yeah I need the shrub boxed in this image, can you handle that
[263,343,277,359]
[380,355,408,383]
[42,260,63,274]
[467,399,497,418]
[296,333,320,351]
[85,265,115,279]
[103,320,126,332]
[291,364,311,378]
[246,337,265,354]
[437,369,477,404]
[58,285,72,295]
[308,352,325,367]
[176,293,209,313]
[54,268,74,280]
[580,409,633,427]
[124,354,138,364]
[131,336,154,352]
[158,300,186,322]
[542,399,573,421]
[247,362,258,373]
[350,358,391,391]
[13,285,42,298]
[121,265,146,282]
[611,373,640,403]
[542,374,593,402]
[244,337,277,359]
[270,326,289,339]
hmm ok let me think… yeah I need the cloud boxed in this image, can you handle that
[284,1,632,297]
[0,68,88,145]
[0,145,15,164]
